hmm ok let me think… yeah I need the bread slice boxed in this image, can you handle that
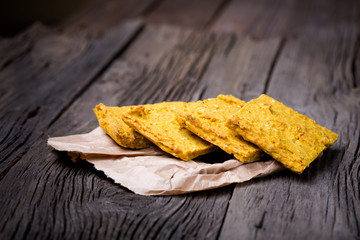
[94,103,152,149]
[176,95,263,162]
[122,102,216,161]
[226,94,338,173]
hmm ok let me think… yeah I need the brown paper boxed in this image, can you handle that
[48,127,284,195]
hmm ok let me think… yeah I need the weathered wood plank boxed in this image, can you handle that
[51,24,193,137]
[283,0,359,38]
[212,0,296,37]
[212,0,358,38]
[59,0,157,34]
[47,26,231,240]
[0,25,225,240]
[0,27,90,105]
[198,35,282,101]
[146,0,225,28]
[122,24,192,70]
[1,1,358,239]
[0,26,282,239]
[0,20,142,175]
[219,34,360,239]
[0,23,51,69]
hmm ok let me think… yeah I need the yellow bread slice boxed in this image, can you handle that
[176,95,263,162]
[226,94,339,174]
[122,102,216,161]
[94,103,152,149]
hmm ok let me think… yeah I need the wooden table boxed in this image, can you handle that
[1,0,359,239]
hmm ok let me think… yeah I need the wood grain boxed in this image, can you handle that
[219,33,360,239]
[0,25,282,239]
[212,0,295,37]
[122,24,192,70]
[212,0,358,38]
[50,24,193,137]
[0,23,52,70]
[0,25,226,240]
[198,36,282,101]
[0,26,90,105]
[146,0,225,28]
[1,1,359,239]
[0,19,142,175]
[59,0,157,34]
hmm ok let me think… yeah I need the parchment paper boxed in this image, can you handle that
[48,127,284,195]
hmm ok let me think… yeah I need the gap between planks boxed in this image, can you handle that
[0,19,143,178]
[0,24,284,239]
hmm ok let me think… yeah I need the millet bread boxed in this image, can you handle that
[176,95,263,162]
[226,94,338,173]
[122,102,216,161]
[94,103,152,149]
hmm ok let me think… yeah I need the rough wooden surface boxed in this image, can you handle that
[212,0,359,38]
[146,0,225,28]
[0,19,142,175]
[0,0,359,239]
[219,30,360,240]
[58,0,157,34]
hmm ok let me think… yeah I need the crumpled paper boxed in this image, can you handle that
[48,127,284,195]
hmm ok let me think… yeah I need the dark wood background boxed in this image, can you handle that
[0,0,359,239]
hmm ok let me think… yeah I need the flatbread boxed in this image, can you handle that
[226,94,338,173]
[94,103,152,149]
[122,102,216,161]
[176,95,263,162]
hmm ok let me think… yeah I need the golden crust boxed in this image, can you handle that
[122,102,216,161]
[226,94,339,174]
[176,95,263,162]
[93,103,152,149]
